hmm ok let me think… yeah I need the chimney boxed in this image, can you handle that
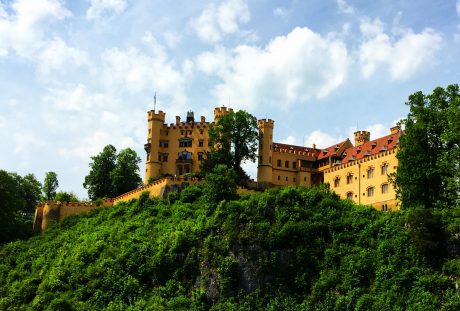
[312,144,316,149]
[354,131,370,146]
[201,116,206,123]
[176,116,180,125]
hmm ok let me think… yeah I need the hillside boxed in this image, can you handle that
[1,185,459,310]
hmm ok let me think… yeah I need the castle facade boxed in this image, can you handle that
[144,107,400,211]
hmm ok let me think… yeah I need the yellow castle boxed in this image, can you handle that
[145,107,400,211]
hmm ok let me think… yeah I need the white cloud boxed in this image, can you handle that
[273,7,291,18]
[86,0,127,20]
[196,27,350,110]
[337,0,354,15]
[457,0,460,17]
[280,135,299,145]
[359,17,442,81]
[101,47,189,109]
[304,130,344,149]
[37,38,87,74]
[0,0,70,58]
[191,0,250,43]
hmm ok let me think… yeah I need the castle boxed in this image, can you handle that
[34,105,400,231]
[145,107,400,211]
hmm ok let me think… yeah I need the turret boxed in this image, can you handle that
[354,130,370,146]
[257,119,274,184]
[145,110,166,183]
[214,106,234,122]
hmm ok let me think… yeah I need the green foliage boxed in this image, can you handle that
[83,145,142,200]
[0,170,40,243]
[42,172,59,201]
[201,110,258,184]
[203,165,238,203]
[0,186,459,310]
[111,148,142,196]
[393,84,460,209]
[54,191,79,202]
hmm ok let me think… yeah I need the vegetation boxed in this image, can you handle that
[0,170,41,243]
[83,145,142,200]
[42,172,59,201]
[393,84,460,209]
[54,191,79,202]
[1,184,459,310]
[201,110,258,184]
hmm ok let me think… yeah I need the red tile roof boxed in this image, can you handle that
[341,133,399,164]
[316,140,350,160]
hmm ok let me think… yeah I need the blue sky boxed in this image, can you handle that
[1,0,459,199]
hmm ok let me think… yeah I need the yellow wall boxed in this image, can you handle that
[324,148,399,210]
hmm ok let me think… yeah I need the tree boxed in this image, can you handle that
[43,172,59,201]
[83,145,142,200]
[54,191,79,202]
[393,84,460,209]
[83,145,117,200]
[111,148,142,196]
[203,164,238,203]
[201,110,258,183]
[0,170,39,243]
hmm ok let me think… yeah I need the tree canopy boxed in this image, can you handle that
[83,145,142,200]
[0,170,41,243]
[42,172,59,201]
[201,110,258,183]
[393,84,460,209]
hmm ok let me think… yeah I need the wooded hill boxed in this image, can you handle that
[1,184,459,310]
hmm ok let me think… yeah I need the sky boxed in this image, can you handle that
[1,0,459,199]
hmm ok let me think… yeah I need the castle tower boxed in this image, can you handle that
[214,106,234,122]
[145,110,166,183]
[354,130,370,146]
[257,119,274,184]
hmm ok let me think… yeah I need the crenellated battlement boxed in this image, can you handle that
[214,106,234,121]
[258,118,275,128]
[148,110,166,122]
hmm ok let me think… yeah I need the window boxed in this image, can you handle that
[269,156,271,163]
[346,173,353,184]
[285,160,289,168]
[346,192,353,200]
[381,204,388,211]
[367,167,374,179]
[304,177,307,182]
[259,156,263,163]
[367,187,374,197]
[293,178,296,182]
[381,163,388,175]
[381,183,389,194]
[199,140,204,147]
[277,159,281,167]
[292,161,297,169]
[179,138,192,148]
[200,129,204,134]
[334,177,340,187]
[198,152,203,160]
[178,151,192,160]
[181,130,184,135]
[160,141,169,148]
[285,177,288,181]
[278,176,280,181]
[148,128,151,134]
[164,154,168,162]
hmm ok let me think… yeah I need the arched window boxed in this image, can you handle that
[367,167,374,179]
[346,173,353,184]
[381,183,389,194]
[346,192,353,200]
[334,176,340,187]
[367,187,374,197]
[381,162,388,175]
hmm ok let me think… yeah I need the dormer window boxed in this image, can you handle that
[356,146,362,153]
[349,155,356,161]
[371,142,377,149]
[323,150,328,155]
[388,137,393,143]
[364,150,371,156]
[380,145,388,152]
